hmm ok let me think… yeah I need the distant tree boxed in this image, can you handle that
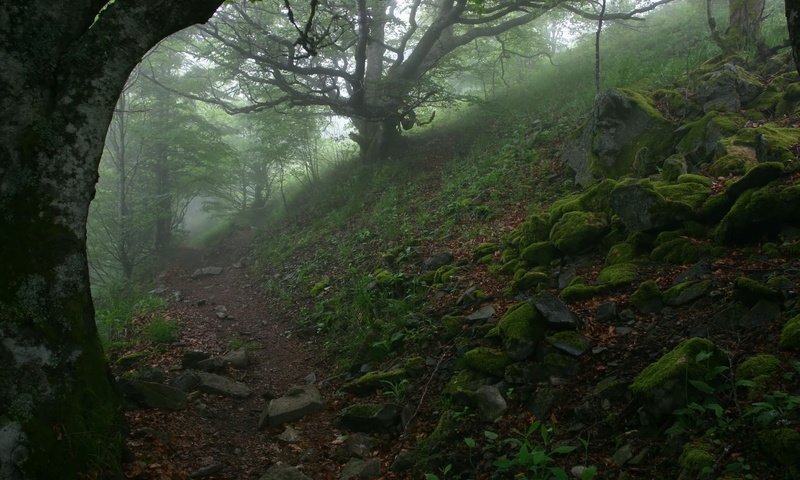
[787,0,800,74]
[707,0,767,53]
[0,2,223,478]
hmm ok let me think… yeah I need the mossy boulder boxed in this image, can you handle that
[650,236,712,264]
[543,352,579,377]
[498,303,546,360]
[549,211,609,255]
[342,369,406,395]
[661,154,688,182]
[508,214,550,247]
[463,347,513,377]
[444,370,493,406]
[562,89,674,185]
[547,331,591,356]
[630,280,663,313]
[663,280,712,306]
[548,179,617,222]
[473,242,498,261]
[521,241,560,267]
[676,111,746,161]
[560,277,605,303]
[737,354,780,380]
[677,173,712,187]
[679,442,715,474]
[758,428,800,466]
[776,82,800,115]
[340,403,400,433]
[655,180,712,210]
[630,338,728,415]
[610,180,693,232]
[709,152,755,177]
[511,271,549,292]
[716,184,800,243]
[725,162,785,201]
[605,242,636,266]
[779,314,800,350]
[695,63,763,113]
[734,276,780,306]
[597,263,638,287]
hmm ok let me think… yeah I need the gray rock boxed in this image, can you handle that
[119,379,187,411]
[196,357,227,373]
[259,465,312,480]
[612,444,634,466]
[423,252,454,271]
[664,280,711,306]
[341,403,400,433]
[390,450,416,472]
[182,350,211,370]
[528,385,556,419]
[340,458,381,480]
[696,63,763,113]
[171,370,202,392]
[596,302,617,323]
[277,426,301,443]
[259,385,323,428]
[672,259,712,285]
[533,292,580,330]
[465,306,496,322]
[223,349,249,370]
[192,266,224,278]
[214,305,230,319]
[196,372,252,398]
[475,385,507,421]
[190,462,224,478]
[303,372,317,384]
[610,182,689,232]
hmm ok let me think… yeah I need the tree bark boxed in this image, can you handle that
[787,0,800,76]
[0,1,223,478]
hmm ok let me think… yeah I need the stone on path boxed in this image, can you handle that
[189,462,224,478]
[192,266,224,278]
[533,292,580,330]
[340,403,400,433]
[196,372,252,398]
[259,385,323,428]
[223,349,249,369]
[340,458,381,480]
[277,426,301,443]
[259,465,312,480]
[120,379,187,411]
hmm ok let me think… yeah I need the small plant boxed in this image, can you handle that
[381,378,410,401]
[744,391,800,428]
[228,336,259,351]
[143,316,179,344]
[424,463,452,480]
[491,420,587,480]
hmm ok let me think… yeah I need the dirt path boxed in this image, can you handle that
[122,230,351,479]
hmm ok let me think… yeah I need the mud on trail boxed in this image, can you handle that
[119,230,350,479]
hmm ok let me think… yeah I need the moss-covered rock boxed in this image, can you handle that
[473,242,498,261]
[597,263,638,287]
[549,211,609,255]
[779,314,800,350]
[560,282,605,303]
[698,193,732,224]
[547,331,591,356]
[520,241,560,267]
[663,280,712,306]
[737,354,780,380]
[725,162,785,201]
[677,173,712,187]
[676,111,746,161]
[655,180,712,210]
[508,214,550,247]
[605,242,637,266]
[548,179,617,222]
[543,352,579,377]
[610,180,694,232]
[709,152,755,177]
[758,428,800,466]
[630,338,728,415]
[512,271,549,292]
[463,347,513,377]
[661,154,688,182]
[716,184,800,243]
[342,369,406,395]
[310,278,330,296]
[630,280,663,313]
[498,303,545,360]
[650,236,712,264]
[734,276,780,306]
[679,441,715,474]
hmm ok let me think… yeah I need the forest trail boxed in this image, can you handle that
[121,230,357,480]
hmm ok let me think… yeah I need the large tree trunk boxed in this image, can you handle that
[351,117,403,162]
[728,0,766,50]
[788,0,800,76]
[0,2,222,478]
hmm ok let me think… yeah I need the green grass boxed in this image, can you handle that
[95,287,166,352]
[143,316,180,344]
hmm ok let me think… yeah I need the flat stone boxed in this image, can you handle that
[259,465,312,480]
[533,292,580,330]
[171,371,202,392]
[277,426,301,443]
[192,266,224,278]
[196,372,251,398]
[465,305,496,322]
[339,458,381,480]
[196,357,227,373]
[120,379,187,411]
[259,385,323,428]
[475,385,507,421]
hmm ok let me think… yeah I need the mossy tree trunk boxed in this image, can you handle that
[0,2,222,478]
[708,0,766,54]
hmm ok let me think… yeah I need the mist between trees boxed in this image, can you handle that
[88,0,789,297]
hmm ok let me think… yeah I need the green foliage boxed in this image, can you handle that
[143,316,180,344]
[94,287,166,352]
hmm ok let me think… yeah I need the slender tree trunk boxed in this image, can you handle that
[0,2,222,478]
[595,0,606,96]
[787,0,800,76]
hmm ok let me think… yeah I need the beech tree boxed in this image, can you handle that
[0,2,224,478]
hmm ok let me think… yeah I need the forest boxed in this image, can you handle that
[3,0,800,478]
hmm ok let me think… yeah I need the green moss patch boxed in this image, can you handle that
[716,184,800,243]
[758,428,800,465]
[663,280,712,306]
[630,337,727,395]
[597,262,638,287]
[650,237,712,264]
[779,314,800,350]
[605,242,636,266]
[463,347,512,377]
[342,369,406,395]
[725,162,784,201]
[520,241,560,267]
[737,354,780,380]
[560,283,605,303]
[733,276,780,306]
[630,280,663,313]
[549,211,609,255]
[549,179,617,222]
